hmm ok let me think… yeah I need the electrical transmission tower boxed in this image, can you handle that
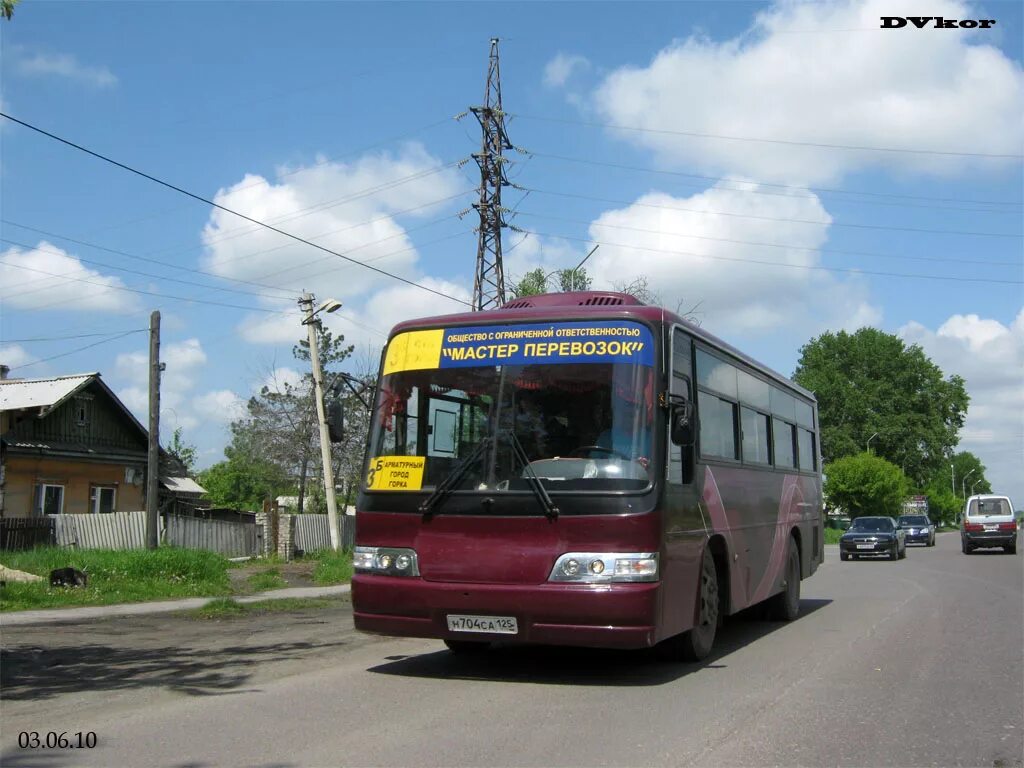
[471,38,512,311]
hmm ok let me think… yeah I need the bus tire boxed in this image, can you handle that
[444,639,490,654]
[768,538,801,622]
[658,548,719,662]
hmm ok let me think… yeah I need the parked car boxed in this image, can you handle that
[897,514,935,546]
[961,494,1018,554]
[839,516,906,561]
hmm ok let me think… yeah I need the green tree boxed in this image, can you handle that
[167,427,197,475]
[557,267,591,292]
[511,268,549,298]
[511,267,593,298]
[198,446,292,510]
[229,324,356,513]
[793,327,968,486]
[2,0,19,21]
[824,452,909,519]
[947,450,992,498]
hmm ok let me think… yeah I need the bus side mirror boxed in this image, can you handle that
[671,402,694,446]
[327,397,345,443]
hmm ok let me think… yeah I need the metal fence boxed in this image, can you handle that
[52,510,148,550]
[164,514,258,558]
[293,514,355,553]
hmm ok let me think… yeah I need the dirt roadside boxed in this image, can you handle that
[1,594,390,725]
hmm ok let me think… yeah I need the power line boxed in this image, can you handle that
[0,112,472,307]
[0,234,295,301]
[1,329,148,343]
[1,257,300,312]
[518,228,1024,286]
[519,150,1022,210]
[512,113,1024,159]
[7,329,148,371]
[511,211,1021,267]
[521,186,1023,238]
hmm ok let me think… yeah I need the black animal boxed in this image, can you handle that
[49,567,88,588]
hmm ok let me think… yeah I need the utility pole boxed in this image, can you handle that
[146,310,161,550]
[300,293,342,551]
[471,37,512,311]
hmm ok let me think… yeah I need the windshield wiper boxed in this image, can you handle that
[508,430,559,519]
[419,436,492,517]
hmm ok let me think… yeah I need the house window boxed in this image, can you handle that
[74,397,91,427]
[37,484,65,515]
[90,485,117,514]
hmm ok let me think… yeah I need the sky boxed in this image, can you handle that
[1,0,1021,504]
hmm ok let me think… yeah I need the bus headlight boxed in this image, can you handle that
[354,546,420,577]
[548,552,659,583]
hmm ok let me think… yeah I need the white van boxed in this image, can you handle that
[960,494,1017,555]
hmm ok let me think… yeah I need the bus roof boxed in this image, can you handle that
[389,291,816,402]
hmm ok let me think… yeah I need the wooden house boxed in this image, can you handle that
[0,371,205,518]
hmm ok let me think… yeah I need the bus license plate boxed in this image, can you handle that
[447,615,518,634]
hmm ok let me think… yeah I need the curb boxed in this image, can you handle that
[0,584,351,627]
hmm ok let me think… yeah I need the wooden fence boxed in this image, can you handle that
[164,514,259,558]
[0,518,55,551]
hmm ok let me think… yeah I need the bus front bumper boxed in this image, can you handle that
[352,574,660,649]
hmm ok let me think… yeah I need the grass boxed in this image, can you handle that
[0,546,232,612]
[190,596,339,619]
[246,568,287,591]
[824,528,845,544]
[307,549,353,585]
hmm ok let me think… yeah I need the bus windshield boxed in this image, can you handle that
[365,321,656,495]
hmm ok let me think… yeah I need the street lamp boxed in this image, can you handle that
[961,468,976,500]
[570,244,599,291]
[950,463,956,496]
[538,245,600,293]
[972,481,979,496]
[866,432,878,454]
[299,292,343,551]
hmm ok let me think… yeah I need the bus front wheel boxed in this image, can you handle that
[658,549,719,662]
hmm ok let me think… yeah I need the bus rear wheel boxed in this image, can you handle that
[768,538,801,622]
[658,548,719,662]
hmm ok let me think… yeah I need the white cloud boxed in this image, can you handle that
[259,366,304,394]
[201,143,462,305]
[900,310,1024,505]
[116,338,208,430]
[0,241,139,313]
[581,181,880,334]
[16,50,117,88]
[544,53,591,88]
[0,344,34,371]
[589,0,1024,183]
[193,389,247,424]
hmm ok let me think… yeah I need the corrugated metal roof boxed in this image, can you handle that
[161,475,207,495]
[0,373,98,412]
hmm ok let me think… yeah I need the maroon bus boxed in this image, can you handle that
[352,291,824,660]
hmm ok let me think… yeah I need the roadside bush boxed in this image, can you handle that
[824,452,909,519]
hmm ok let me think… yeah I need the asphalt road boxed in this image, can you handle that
[2,532,1021,768]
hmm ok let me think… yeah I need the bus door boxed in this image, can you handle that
[662,327,704,637]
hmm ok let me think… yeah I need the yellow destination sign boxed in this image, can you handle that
[366,456,426,491]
